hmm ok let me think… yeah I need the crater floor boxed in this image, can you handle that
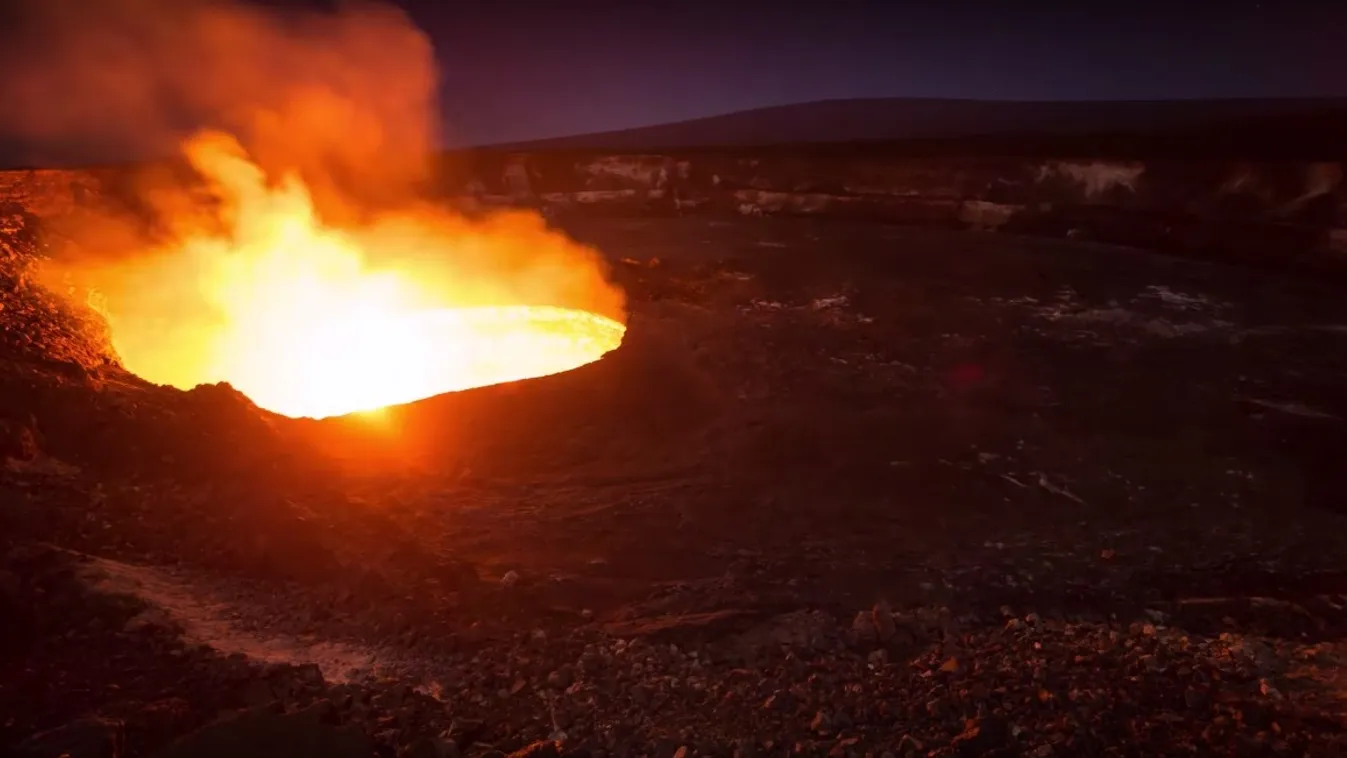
[6,216,1347,756]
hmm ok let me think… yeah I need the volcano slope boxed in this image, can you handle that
[7,209,1347,756]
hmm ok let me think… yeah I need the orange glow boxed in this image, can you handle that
[51,132,625,419]
[15,0,626,418]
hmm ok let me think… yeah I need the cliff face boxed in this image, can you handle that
[6,151,1347,276]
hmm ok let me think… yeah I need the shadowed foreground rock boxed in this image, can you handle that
[154,703,370,758]
[13,718,125,758]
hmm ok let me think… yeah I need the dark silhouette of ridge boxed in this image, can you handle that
[480,97,1347,158]
[6,97,1347,169]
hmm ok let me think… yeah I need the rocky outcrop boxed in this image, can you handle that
[8,150,1347,276]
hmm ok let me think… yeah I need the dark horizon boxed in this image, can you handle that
[473,95,1347,151]
[8,94,1347,169]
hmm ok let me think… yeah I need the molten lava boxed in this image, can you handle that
[69,132,626,419]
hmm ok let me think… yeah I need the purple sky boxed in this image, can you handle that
[4,0,1345,155]
[384,0,1347,145]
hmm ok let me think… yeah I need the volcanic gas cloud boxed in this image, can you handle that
[1,0,626,419]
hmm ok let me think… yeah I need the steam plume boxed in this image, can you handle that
[0,0,627,415]
[0,0,440,208]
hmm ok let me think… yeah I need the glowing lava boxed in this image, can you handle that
[203,304,625,419]
[67,131,626,419]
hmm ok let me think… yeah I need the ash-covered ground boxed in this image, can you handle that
[5,210,1347,757]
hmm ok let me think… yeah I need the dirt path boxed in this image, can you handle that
[77,555,402,684]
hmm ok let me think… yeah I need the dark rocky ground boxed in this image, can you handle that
[5,207,1347,756]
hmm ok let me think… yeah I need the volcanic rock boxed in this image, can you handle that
[104,698,196,753]
[401,733,462,758]
[436,558,481,590]
[735,610,840,657]
[872,601,897,643]
[950,716,1012,757]
[0,415,40,462]
[154,702,370,758]
[236,679,279,708]
[13,717,125,758]
[895,734,925,756]
[506,742,564,758]
[849,611,877,647]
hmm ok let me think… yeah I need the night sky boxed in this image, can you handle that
[3,0,1345,151]
[375,0,1347,146]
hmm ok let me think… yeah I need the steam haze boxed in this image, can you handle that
[0,0,439,205]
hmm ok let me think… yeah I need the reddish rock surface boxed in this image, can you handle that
[5,186,1347,754]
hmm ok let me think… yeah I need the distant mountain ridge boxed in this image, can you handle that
[6,97,1347,169]
[482,97,1347,153]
